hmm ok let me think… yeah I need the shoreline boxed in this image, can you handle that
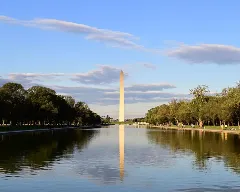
[150,126,240,135]
[0,125,101,136]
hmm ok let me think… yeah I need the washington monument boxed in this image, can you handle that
[119,70,125,180]
[119,70,124,122]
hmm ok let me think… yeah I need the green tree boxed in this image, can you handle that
[27,86,58,125]
[0,83,26,125]
[176,100,192,125]
[145,84,240,128]
[190,85,210,127]
[0,82,101,128]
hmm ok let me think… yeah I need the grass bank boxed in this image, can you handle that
[176,125,240,130]
[150,125,240,135]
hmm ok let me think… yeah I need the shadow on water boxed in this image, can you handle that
[147,129,240,174]
[0,128,99,175]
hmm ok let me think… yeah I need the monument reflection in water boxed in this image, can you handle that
[119,124,125,181]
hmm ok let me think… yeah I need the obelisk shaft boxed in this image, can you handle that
[119,70,124,122]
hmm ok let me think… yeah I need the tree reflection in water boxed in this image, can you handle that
[147,129,240,174]
[0,129,99,174]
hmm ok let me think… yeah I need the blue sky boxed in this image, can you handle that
[1,0,240,118]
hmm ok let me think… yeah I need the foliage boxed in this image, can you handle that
[101,115,112,124]
[0,83,101,126]
[145,84,240,127]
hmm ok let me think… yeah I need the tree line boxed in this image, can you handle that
[145,83,240,128]
[0,82,101,126]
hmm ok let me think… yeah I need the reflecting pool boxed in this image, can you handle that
[1,126,240,191]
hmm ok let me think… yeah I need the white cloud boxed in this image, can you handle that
[125,83,176,92]
[6,73,65,88]
[166,43,240,64]
[51,82,180,105]
[0,77,9,86]
[2,66,125,86]
[53,85,115,105]
[53,83,187,106]
[6,63,157,86]
[0,75,188,117]
[71,65,126,85]
[1,74,184,105]
[0,75,40,88]
[142,63,157,69]
[0,15,145,50]
[98,91,188,105]
[0,16,16,23]
[85,34,143,50]
[9,73,64,81]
